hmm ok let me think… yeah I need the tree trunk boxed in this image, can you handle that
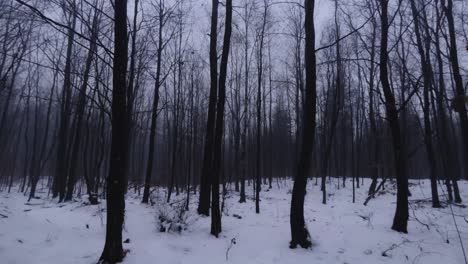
[441,0,466,202]
[53,2,77,201]
[290,0,315,249]
[142,6,164,204]
[211,0,232,237]
[99,0,129,262]
[198,0,219,216]
[65,11,99,202]
[379,0,409,233]
[408,0,440,208]
[255,2,267,214]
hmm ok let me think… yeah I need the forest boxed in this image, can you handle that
[0,0,467,263]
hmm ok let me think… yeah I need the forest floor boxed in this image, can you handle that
[0,179,467,264]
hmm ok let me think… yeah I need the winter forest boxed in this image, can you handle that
[0,0,468,263]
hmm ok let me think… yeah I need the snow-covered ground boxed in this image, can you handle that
[1,179,467,264]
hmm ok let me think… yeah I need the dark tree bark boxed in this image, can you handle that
[379,0,409,233]
[185,63,197,211]
[28,69,57,201]
[211,0,232,236]
[232,71,241,193]
[320,1,343,204]
[255,1,267,214]
[290,0,316,249]
[198,0,219,216]
[142,2,164,204]
[238,0,252,204]
[433,2,457,202]
[53,2,76,201]
[366,13,379,197]
[99,0,129,262]
[441,0,466,201]
[124,0,140,191]
[267,43,273,189]
[20,86,30,194]
[65,10,99,203]
[27,75,39,200]
[167,9,184,203]
[408,0,440,208]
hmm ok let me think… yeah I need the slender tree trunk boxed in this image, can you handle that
[27,76,40,201]
[366,15,379,197]
[123,0,140,192]
[198,0,219,216]
[53,2,77,201]
[29,67,57,200]
[185,66,196,210]
[441,0,466,201]
[379,0,409,233]
[211,0,232,237]
[290,0,315,249]
[255,2,267,214]
[239,1,250,204]
[408,0,440,208]
[65,12,99,202]
[142,6,164,204]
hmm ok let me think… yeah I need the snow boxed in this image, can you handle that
[1,179,467,264]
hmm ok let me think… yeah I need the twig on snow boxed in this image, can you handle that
[226,237,237,261]
[409,203,430,230]
[382,239,410,257]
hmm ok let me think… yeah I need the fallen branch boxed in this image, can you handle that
[357,212,374,228]
[409,203,430,230]
[364,178,388,206]
[382,239,410,257]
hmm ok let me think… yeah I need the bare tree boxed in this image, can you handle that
[52,0,77,201]
[254,0,269,214]
[198,0,220,216]
[441,0,467,199]
[142,0,176,204]
[290,0,316,249]
[99,0,129,261]
[379,0,409,233]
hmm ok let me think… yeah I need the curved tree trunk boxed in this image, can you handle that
[379,0,409,233]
